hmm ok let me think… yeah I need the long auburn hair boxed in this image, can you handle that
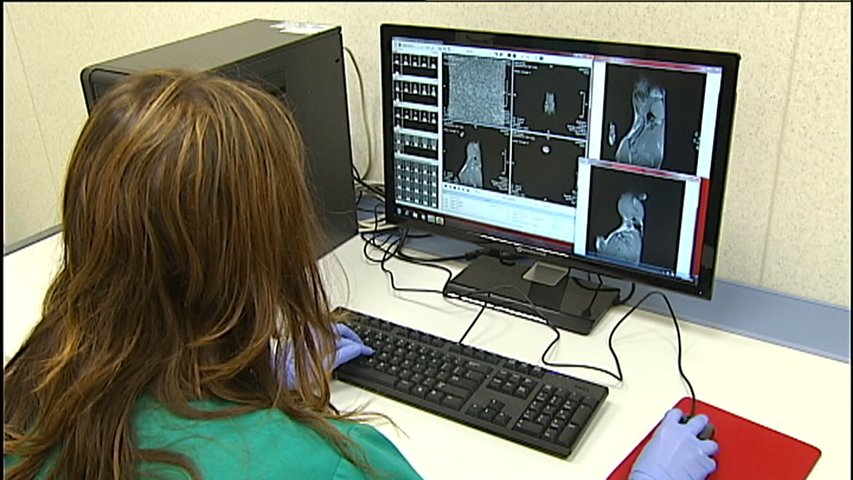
[4,68,368,478]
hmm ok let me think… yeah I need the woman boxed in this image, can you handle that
[4,68,418,479]
[4,69,716,479]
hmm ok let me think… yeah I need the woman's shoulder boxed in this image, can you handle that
[134,397,422,480]
[328,419,423,480]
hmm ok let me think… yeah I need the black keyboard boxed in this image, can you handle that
[333,307,609,458]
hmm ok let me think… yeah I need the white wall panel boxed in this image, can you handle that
[3,2,849,307]
[762,2,851,307]
[3,5,60,246]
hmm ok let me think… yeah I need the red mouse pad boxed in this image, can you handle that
[607,397,821,479]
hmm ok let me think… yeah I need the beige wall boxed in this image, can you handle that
[3,2,850,308]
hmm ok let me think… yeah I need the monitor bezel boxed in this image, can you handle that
[380,23,740,299]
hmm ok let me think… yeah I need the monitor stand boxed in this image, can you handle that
[443,254,620,335]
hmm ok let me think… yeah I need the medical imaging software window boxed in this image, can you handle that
[390,37,723,281]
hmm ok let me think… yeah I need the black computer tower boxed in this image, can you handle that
[80,19,357,258]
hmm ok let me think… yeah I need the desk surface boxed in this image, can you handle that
[4,233,851,479]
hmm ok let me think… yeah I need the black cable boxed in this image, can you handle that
[451,280,696,414]
[570,274,636,306]
[357,201,694,412]
[343,46,386,203]
[357,206,696,411]
[395,248,481,263]
[343,46,373,181]
[360,204,398,258]
[542,289,697,415]
[358,205,381,214]
[380,230,452,295]
[357,202,474,279]
[360,230,398,262]
[352,168,385,199]
[457,292,490,344]
[614,282,637,306]
[400,232,431,239]
[360,227,401,264]
[360,204,453,295]
[411,275,622,379]
[459,282,627,382]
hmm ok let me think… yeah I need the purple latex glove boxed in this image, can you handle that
[279,323,374,387]
[332,323,376,367]
[630,408,719,480]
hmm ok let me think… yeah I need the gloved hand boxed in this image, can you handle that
[629,408,719,480]
[280,323,374,387]
[332,323,375,367]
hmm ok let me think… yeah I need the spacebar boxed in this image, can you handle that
[339,365,397,388]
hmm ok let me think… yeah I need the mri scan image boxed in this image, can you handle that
[595,191,648,265]
[614,78,666,169]
[457,140,484,188]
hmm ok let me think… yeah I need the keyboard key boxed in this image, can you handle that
[535,413,552,426]
[464,370,486,383]
[515,419,545,437]
[513,385,531,399]
[493,412,511,426]
[556,423,579,447]
[543,428,560,443]
[396,379,414,393]
[426,389,444,404]
[570,404,592,426]
[435,381,470,400]
[466,403,483,417]
[447,375,477,393]
[442,394,464,410]
[480,406,498,421]
[465,360,491,375]
[346,366,396,387]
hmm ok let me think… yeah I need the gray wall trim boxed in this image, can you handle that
[613,279,850,363]
[8,219,850,363]
[398,231,851,363]
[3,225,61,256]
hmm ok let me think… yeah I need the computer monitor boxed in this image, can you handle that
[380,24,740,334]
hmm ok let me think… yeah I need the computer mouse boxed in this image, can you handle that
[680,414,715,441]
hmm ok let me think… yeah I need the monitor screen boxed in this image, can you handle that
[380,24,740,333]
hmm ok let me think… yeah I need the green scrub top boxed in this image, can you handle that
[5,396,423,480]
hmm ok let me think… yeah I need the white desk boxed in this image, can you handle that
[5,233,851,479]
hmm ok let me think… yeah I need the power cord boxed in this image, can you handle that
[572,272,636,306]
[360,204,454,295]
[353,171,385,200]
[541,289,697,417]
[452,283,696,416]
[343,46,373,183]
[343,45,386,203]
[355,200,695,414]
